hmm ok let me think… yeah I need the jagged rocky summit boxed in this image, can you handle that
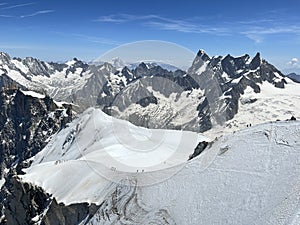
[1,50,298,134]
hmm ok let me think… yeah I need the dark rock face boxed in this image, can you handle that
[41,199,99,225]
[0,176,51,225]
[0,89,72,178]
[0,74,25,90]
[0,176,99,225]
[22,57,54,77]
[188,141,209,160]
[197,49,211,62]
[136,96,158,107]
[249,52,261,70]
[197,97,213,132]
[221,54,249,77]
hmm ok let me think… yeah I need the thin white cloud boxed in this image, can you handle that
[72,33,121,46]
[244,26,300,35]
[0,45,32,49]
[2,2,35,10]
[146,21,227,34]
[94,15,128,23]
[243,33,264,44]
[0,14,14,18]
[236,19,275,25]
[242,25,300,43]
[0,3,7,6]
[288,58,299,67]
[20,10,54,18]
[95,14,300,43]
[95,14,228,35]
[94,14,163,24]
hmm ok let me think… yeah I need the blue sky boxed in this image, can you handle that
[1,0,300,73]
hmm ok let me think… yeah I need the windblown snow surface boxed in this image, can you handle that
[21,108,300,224]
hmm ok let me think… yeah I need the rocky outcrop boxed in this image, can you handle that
[41,199,99,225]
[0,74,25,90]
[0,176,51,225]
[0,176,99,225]
[0,89,72,178]
[22,57,53,78]
[188,141,209,160]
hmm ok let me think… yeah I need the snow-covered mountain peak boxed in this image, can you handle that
[109,57,127,69]
[65,58,78,66]
[100,62,117,72]
[0,52,11,65]
[28,107,208,177]
[0,51,299,135]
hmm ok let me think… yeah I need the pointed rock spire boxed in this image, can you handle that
[250,52,261,70]
[197,49,210,62]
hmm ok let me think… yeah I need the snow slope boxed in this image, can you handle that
[21,108,300,224]
[205,78,300,138]
[140,121,300,224]
[21,108,207,204]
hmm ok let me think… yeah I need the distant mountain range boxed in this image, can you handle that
[1,50,299,134]
[90,57,181,71]
[285,72,300,83]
